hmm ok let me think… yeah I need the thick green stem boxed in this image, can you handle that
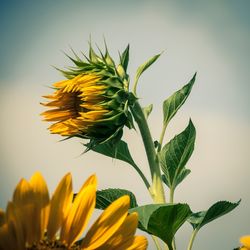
[169,187,174,203]
[130,99,165,203]
[187,228,199,250]
[169,187,176,250]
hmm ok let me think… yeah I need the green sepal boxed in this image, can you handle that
[63,52,89,68]
[143,104,153,119]
[128,92,138,106]
[96,188,138,209]
[102,78,124,89]
[103,39,116,67]
[116,64,127,79]
[120,44,130,71]
[163,73,196,127]
[89,43,101,64]
[188,200,241,230]
[130,203,191,250]
[159,119,196,190]
[125,111,135,130]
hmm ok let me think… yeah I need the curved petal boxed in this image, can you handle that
[79,174,97,191]
[11,178,39,244]
[29,172,50,239]
[47,173,73,239]
[12,178,33,206]
[96,212,138,249]
[60,184,96,246]
[241,236,250,248]
[126,235,148,250]
[6,202,25,250]
[81,195,130,249]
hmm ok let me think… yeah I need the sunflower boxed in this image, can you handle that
[240,236,250,250]
[41,44,134,146]
[0,172,148,250]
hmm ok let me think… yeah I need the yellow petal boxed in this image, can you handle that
[80,174,97,191]
[60,184,96,246]
[81,195,130,249]
[47,173,73,239]
[0,223,15,250]
[126,235,148,250]
[241,236,250,248]
[0,209,5,226]
[29,172,50,239]
[6,202,25,250]
[12,178,33,206]
[11,178,41,244]
[97,212,138,249]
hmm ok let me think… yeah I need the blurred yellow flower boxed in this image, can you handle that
[240,235,250,250]
[0,172,147,250]
[41,44,133,146]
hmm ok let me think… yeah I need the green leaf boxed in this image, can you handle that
[96,188,138,209]
[159,119,196,189]
[87,140,137,168]
[143,104,153,119]
[134,53,161,90]
[120,44,130,71]
[162,174,170,188]
[163,73,196,126]
[130,203,191,250]
[176,168,191,186]
[188,200,241,230]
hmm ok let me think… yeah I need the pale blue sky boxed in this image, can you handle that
[0,1,249,249]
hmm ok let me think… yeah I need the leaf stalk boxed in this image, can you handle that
[187,228,199,250]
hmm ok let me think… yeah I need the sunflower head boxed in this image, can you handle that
[42,42,134,146]
[0,172,148,250]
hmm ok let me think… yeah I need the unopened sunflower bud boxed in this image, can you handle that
[41,43,133,145]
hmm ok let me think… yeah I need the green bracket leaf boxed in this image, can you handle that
[130,203,191,250]
[163,73,196,126]
[133,53,162,94]
[188,200,241,230]
[96,188,138,209]
[87,140,137,168]
[87,139,151,189]
[159,119,196,189]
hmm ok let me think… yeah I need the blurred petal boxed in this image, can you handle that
[12,179,33,206]
[0,209,5,226]
[11,179,38,245]
[126,236,148,250]
[241,236,250,248]
[60,184,96,246]
[29,172,50,239]
[80,174,97,191]
[81,195,130,249]
[6,202,25,250]
[47,173,73,239]
[97,212,138,249]
[0,224,15,250]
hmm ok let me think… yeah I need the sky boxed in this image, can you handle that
[0,0,249,249]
